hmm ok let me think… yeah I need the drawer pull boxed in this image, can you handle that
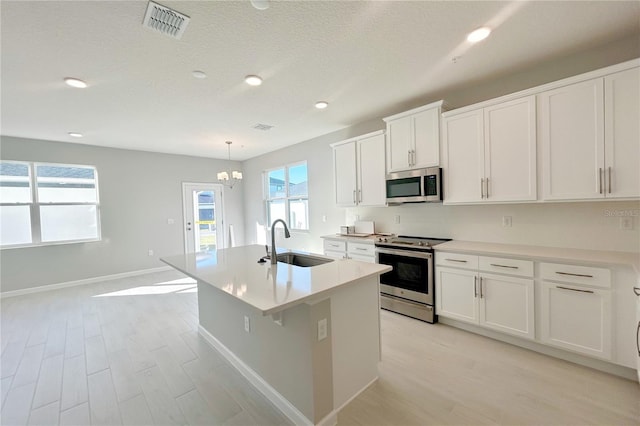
[555,271,593,278]
[490,263,518,269]
[556,285,594,294]
[446,258,467,263]
[634,287,640,296]
[355,247,368,251]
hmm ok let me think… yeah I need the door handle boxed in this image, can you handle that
[474,276,478,298]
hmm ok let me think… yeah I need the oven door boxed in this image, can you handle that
[376,247,433,305]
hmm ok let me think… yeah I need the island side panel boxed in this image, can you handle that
[330,275,381,410]
[197,281,326,423]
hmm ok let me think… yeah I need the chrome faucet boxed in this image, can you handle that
[270,219,291,264]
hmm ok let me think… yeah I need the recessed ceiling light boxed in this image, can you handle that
[245,75,263,86]
[64,78,87,88]
[467,27,491,43]
[315,101,328,109]
[68,132,83,138]
[192,70,207,79]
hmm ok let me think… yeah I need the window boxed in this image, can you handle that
[264,162,308,231]
[0,161,101,248]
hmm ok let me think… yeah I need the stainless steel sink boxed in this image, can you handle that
[276,253,334,267]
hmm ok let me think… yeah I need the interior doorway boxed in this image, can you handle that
[182,183,224,254]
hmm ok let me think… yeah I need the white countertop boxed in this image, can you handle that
[161,245,391,315]
[321,234,381,243]
[435,240,640,275]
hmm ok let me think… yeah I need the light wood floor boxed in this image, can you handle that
[1,270,639,426]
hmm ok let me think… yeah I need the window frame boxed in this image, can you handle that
[0,160,102,249]
[264,161,309,232]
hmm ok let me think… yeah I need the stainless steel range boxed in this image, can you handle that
[375,235,451,323]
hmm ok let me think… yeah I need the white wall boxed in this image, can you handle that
[0,136,245,292]
[241,36,640,256]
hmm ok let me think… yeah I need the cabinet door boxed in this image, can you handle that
[412,107,440,168]
[540,78,605,200]
[324,250,346,260]
[357,133,386,206]
[333,142,357,206]
[436,267,478,324]
[442,110,484,203]
[484,96,537,202]
[604,67,640,198]
[386,117,411,172]
[479,274,534,340]
[541,281,612,360]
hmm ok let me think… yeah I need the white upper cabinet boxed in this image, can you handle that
[384,100,444,172]
[332,131,386,207]
[443,96,536,204]
[540,66,639,200]
[604,67,640,198]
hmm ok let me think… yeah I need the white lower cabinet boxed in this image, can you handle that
[436,253,535,340]
[322,237,375,263]
[540,262,612,360]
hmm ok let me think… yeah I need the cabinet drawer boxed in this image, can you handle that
[323,240,346,252]
[435,252,478,269]
[479,256,533,277]
[347,242,375,256]
[540,262,611,289]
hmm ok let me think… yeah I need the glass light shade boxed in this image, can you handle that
[217,172,229,181]
[232,171,243,180]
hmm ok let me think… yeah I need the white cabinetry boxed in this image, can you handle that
[443,96,536,203]
[436,253,535,340]
[332,131,386,207]
[322,237,376,263]
[540,66,640,200]
[383,100,444,172]
[540,262,612,360]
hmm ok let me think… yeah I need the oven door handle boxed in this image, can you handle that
[375,247,433,259]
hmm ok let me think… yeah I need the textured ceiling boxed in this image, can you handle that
[1,1,639,161]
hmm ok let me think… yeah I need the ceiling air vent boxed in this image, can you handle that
[142,1,190,40]
[253,123,274,131]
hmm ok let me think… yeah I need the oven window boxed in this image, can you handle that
[386,177,421,198]
[378,252,429,294]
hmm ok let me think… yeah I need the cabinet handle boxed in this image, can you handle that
[636,321,639,357]
[480,277,483,298]
[446,258,467,263]
[358,189,362,203]
[485,178,489,198]
[474,276,478,298]
[408,150,412,166]
[556,285,594,294]
[555,271,593,278]
[480,178,485,199]
[633,287,640,296]
[598,168,603,194]
[608,167,612,194]
[353,190,356,204]
[490,263,519,269]
[355,247,368,251]
[412,150,416,166]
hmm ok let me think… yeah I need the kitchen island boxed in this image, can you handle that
[161,244,391,426]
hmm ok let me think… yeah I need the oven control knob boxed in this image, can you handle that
[383,238,388,242]
[417,241,424,246]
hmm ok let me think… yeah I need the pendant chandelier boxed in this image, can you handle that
[217,141,242,189]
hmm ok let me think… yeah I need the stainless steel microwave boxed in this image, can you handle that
[385,167,442,204]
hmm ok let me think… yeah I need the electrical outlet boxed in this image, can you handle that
[244,315,251,333]
[502,216,512,227]
[620,217,633,230]
[322,215,327,223]
[167,218,175,225]
[317,318,327,341]
[394,215,400,224]
[148,249,154,256]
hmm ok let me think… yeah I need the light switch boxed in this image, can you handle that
[317,318,327,341]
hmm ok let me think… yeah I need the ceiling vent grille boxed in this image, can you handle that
[253,123,274,131]
[142,1,190,40]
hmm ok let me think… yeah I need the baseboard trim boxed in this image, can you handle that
[198,325,314,426]
[439,317,638,381]
[0,266,173,298]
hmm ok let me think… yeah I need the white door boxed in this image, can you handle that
[479,273,535,340]
[442,110,484,203]
[386,117,412,172]
[436,267,478,324]
[333,142,357,206]
[412,107,440,169]
[540,78,605,200]
[357,133,386,207]
[484,96,537,202]
[182,183,224,254]
[604,67,640,198]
